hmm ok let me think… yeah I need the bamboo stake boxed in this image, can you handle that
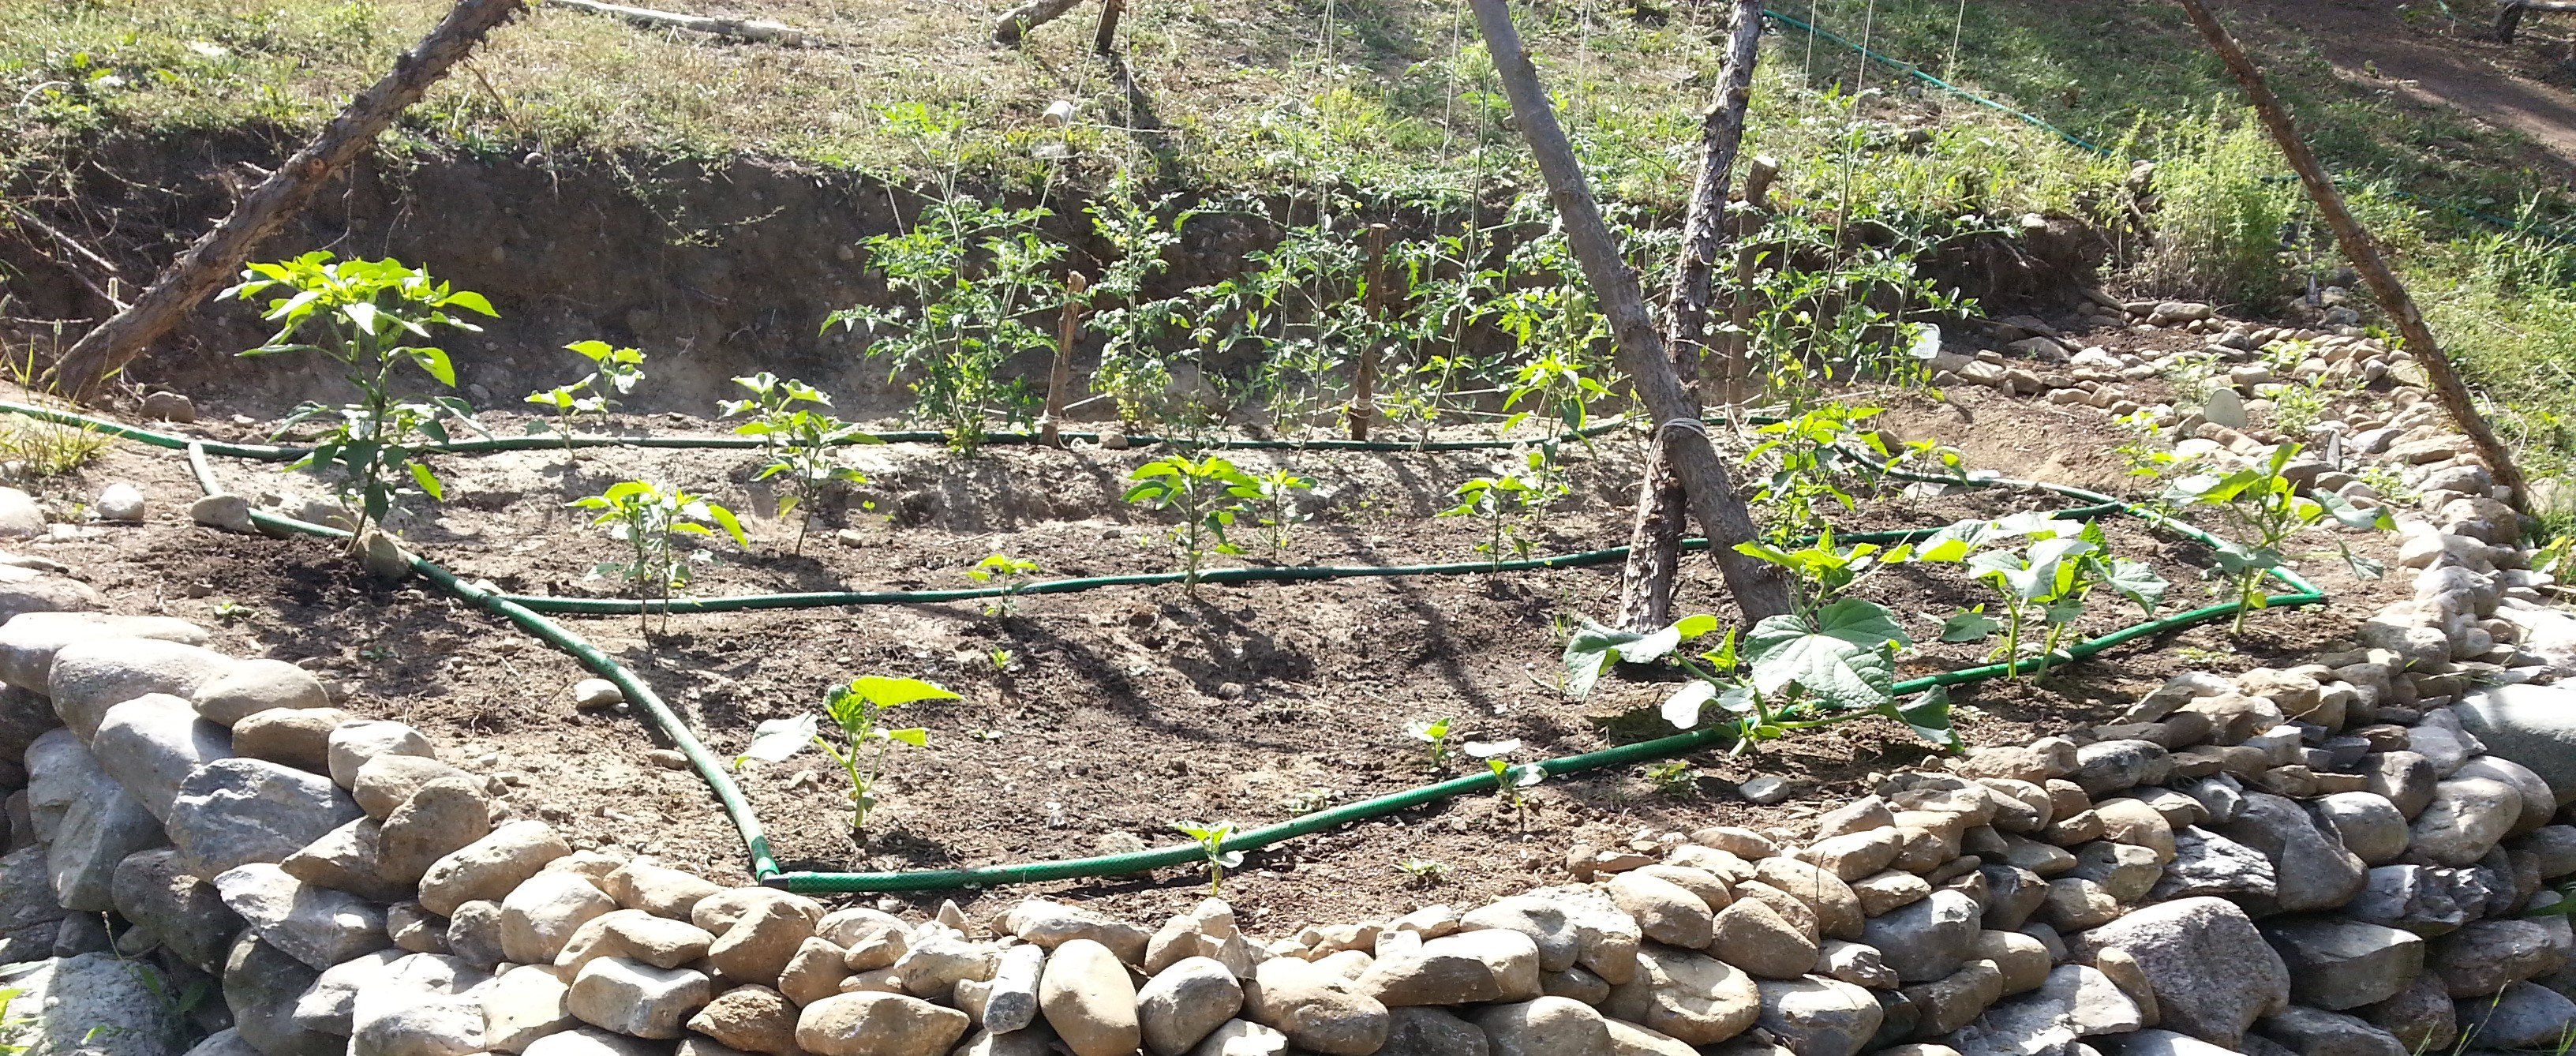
[1615,0,1769,631]
[1468,0,1792,623]
[48,0,529,402]
[1043,273,1088,447]
[2176,0,2530,511]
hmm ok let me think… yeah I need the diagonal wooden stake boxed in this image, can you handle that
[1468,0,1792,623]
[2176,0,2529,511]
[1616,0,1767,631]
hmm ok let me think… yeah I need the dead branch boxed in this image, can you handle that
[994,0,1087,44]
[552,0,816,45]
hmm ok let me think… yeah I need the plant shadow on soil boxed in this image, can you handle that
[14,349,2410,931]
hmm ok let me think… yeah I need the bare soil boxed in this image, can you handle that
[6,313,2411,934]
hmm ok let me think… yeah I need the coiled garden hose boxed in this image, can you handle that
[7,402,2321,893]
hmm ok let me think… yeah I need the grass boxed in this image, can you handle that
[3,0,2576,474]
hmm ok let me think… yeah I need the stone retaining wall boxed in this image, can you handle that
[2,310,2574,1056]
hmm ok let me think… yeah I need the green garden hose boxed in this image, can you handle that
[13,403,2322,893]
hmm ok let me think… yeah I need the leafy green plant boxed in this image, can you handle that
[1563,601,1956,755]
[1475,743,1547,815]
[1440,449,1568,570]
[570,481,748,632]
[1732,529,1899,617]
[0,418,110,481]
[1084,176,1201,429]
[736,676,957,833]
[2162,443,2393,632]
[1395,857,1448,885]
[1642,758,1698,796]
[1231,467,1316,555]
[1500,349,1611,436]
[1125,455,1256,585]
[1743,403,1888,545]
[224,252,493,547]
[2269,383,2327,437]
[1174,821,1244,896]
[736,391,878,556]
[524,339,646,459]
[1406,716,1458,769]
[1946,520,2167,680]
[826,196,1061,448]
[966,554,1042,616]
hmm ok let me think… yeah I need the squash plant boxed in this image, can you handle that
[1949,520,2167,679]
[224,253,494,549]
[2161,442,2392,633]
[736,676,958,833]
[1563,598,1956,753]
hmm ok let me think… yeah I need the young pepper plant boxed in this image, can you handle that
[2161,443,2392,632]
[1125,455,1256,587]
[223,253,494,549]
[569,481,749,635]
[525,340,646,461]
[735,676,957,833]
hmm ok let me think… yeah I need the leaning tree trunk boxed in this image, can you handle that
[1615,0,1767,631]
[48,0,529,403]
[2176,0,2532,512]
[1467,0,1793,623]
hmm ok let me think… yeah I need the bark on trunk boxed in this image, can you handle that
[1468,0,1793,623]
[1614,0,1769,631]
[49,0,529,403]
[2177,0,2532,511]
[994,0,1088,44]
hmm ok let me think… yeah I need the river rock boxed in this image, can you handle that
[1377,1005,1488,1056]
[501,871,619,964]
[1608,871,1713,949]
[603,858,723,920]
[325,720,435,788]
[48,768,166,913]
[566,955,710,1039]
[1242,955,1388,1055]
[686,985,798,1056]
[214,862,390,969]
[1601,943,1759,1045]
[350,755,472,820]
[376,777,490,882]
[193,660,330,727]
[1708,897,1819,979]
[2312,793,2409,866]
[0,611,207,691]
[2255,1007,2403,1056]
[1357,927,1540,1005]
[2359,972,2454,1053]
[0,846,66,964]
[48,638,234,740]
[2260,919,2424,1010]
[417,820,570,916]
[0,952,184,1056]
[556,908,715,973]
[2217,792,2366,912]
[91,693,231,822]
[0,569,104,628]
[1038,938,1141,1056]
[2407,778,2520,866]
[1471,997,1609,1056]
[230,708,354,774]
[2428,918,2566,997]
[224,931,335,1056]
[1004,898,1153,964]
[794,991,971,1056]
[111,847,242,971]
[1185,1020,1290,1056]
[2147,826,2275,902]
[1862,890,1981,984]
[1754,977,1882,1056]
[1140,956,1244,1055]
[2345,863,2488,936]
[2454,684,2576,804]
[167,758,361,879]
[1459,889,1641,983]
[481,964,577,1052]
[1754,857,1866,941]
[2068,897,2287,1047]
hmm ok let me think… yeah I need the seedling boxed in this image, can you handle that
[987,649,1016,673]
[1440,450,1566,570]
[1406,716,1459,769]
[2162,443,2392,632]
[225,253,494,549]
[1231,467,1316,555]
[1124,455,1256,586]
[1500,349,1611,436]
[1642,758,1698,796]
[525,340,646,460]
[1732,529,1896,616]
[569,481,748,635]
[1174,821,1244,896]
[1462,738,1545,816]
[736,676,958,833]
[1395,858,1449,885]
[1952,521,2167,680]
[966,554,1042,616]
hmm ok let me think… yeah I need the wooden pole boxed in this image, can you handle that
[1094,0,1125,55]
[1043,272,1088,447]
[2176,0,2530,511]
[48,0,529,403]
[1468,0,1793,623]
[994,0,1087,44]
[1351,223,1387,441]
[1616,0,1766,631]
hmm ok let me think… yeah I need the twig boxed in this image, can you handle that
[549,0,818,45]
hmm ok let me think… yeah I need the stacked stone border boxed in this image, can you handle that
[1,300,2574,1056]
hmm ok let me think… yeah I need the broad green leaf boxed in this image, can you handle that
[1884,686,1957,747]
[1616,624,1683,664]
[1661,681,1717,729]
[1673,614,1721,640]
[407,462,444,501]
[1744,613,1896,713]
[1941,609,2002,642]
[735,714,818,768]
[848,676,960,707]
[409,347,459,388]
[1561,621,1645,698]
[1816,598,1911,650]
[884,728,929,747]
[1462,739,1520,759]
[2318,491,2395,530]
[444,290,499,316]
[2098,556,2167,612]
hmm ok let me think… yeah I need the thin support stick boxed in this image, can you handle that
[1043,273,1088,447]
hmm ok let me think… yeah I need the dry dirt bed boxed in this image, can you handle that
[2,359,2412,934]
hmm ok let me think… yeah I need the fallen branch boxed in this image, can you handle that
[1469,0,1793,624]
[551,0,816,45]
[2178,0,2532,511]
[47,0,529,402]
[1616,0,1766,631]
[994,0,1086,44]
